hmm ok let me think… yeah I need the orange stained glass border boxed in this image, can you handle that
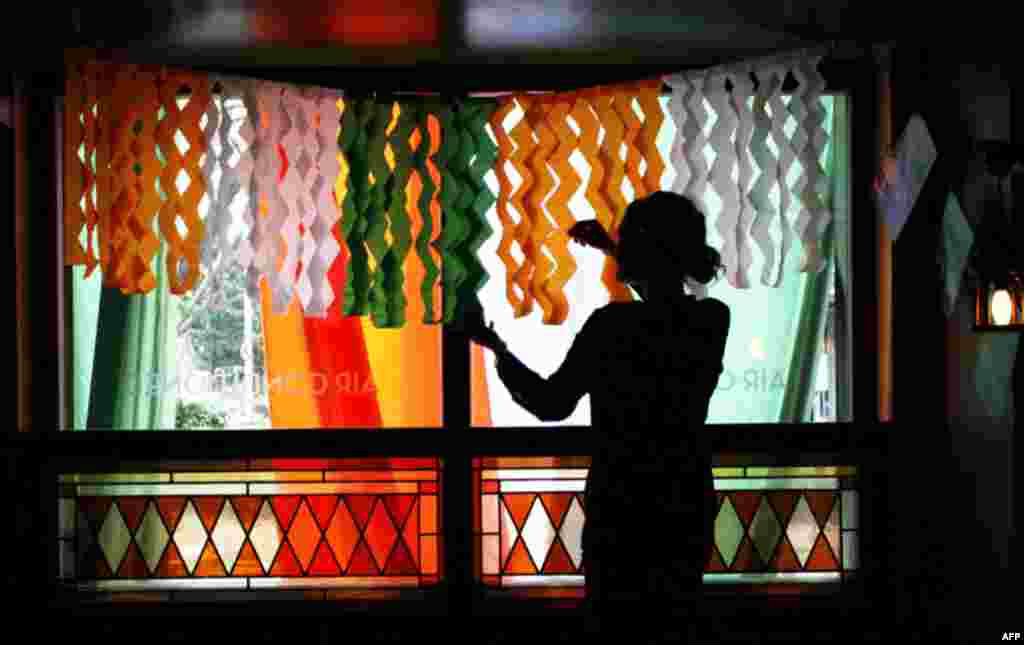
[472,457,859,597]
[58,458,442,601]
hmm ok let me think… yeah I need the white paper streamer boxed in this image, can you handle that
[795,56,831,273]
[731,67,755,289]
[707,70,740,288]
[309,88,343,317]
[749,66,783,287]
[664,52,832,289]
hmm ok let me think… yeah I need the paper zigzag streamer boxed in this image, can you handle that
[64,60,97,274]
[410,103,443,324]
[200,79,254,309]
[794,55,831,274]
[235,79,269,300]
[773,72,798,288]
[730,67,756,289]
[488,99,530,317]
[339,96,374,316]
[455,100,499,323]
[156,69,210,295]
[309,88,344,317]
[706,70,742,289]
[379,100,416,328]
[663,53,832,288]
[748,66,783,287]
[288,87,319,314]
[363,101,396,326]
[541,93,580,325]
[507,96,538,317]
[524,99,557,321]
[488,81,668,323]
[635,86,666,197]
[432,105,467,324]
[268,84,302,313]
[64,60,207,295]
[592,89,633,304]
[109,64,162,293]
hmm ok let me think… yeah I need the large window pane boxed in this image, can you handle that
[472,96,847,426]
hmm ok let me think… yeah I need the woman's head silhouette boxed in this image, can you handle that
[615,191,723,290]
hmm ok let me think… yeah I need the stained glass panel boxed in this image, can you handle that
[58,458,442,601]
[473,457,859,597]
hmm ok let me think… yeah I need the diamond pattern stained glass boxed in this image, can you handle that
[58,460,442,599]
[473,458,858,595]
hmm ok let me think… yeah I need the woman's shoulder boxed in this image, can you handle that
[696,297,730,321]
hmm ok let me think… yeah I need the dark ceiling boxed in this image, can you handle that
[38,1,890,91]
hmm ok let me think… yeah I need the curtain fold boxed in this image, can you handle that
[85,240,180,429]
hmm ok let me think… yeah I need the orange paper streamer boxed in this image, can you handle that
[63,57,210,296]
[491,80,668,322]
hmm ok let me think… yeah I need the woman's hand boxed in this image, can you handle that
[568,220,617,254]
[463,309,508,354]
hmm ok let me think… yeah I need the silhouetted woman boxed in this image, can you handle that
[467,191,730,620]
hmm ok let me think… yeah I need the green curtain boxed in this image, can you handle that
[71,265,102,430]
[83,239,180,430]
[831,95,852,422]
[778,95,847,422]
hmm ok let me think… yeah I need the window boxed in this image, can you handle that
[472,95,851,426]
[66,96,443,431]
[43,62,866,606]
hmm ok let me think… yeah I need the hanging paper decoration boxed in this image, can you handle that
[490,80,666,322]
[489,96,534,318]
[663,51,832,288]
[409,104,443,324]
[795,55,831,274]
[339,96,374,317]
[64,60,99,275]
[432,105,466,324]
[360,100,394,325]
[199,78,251,310]
[65,53,833,330]
[541,92,581,325]
[748,65,784,287]
[64,59,209,295]
[380,100,417,328]
[455,100,499,323]
[309,87,344,317]
[156,70,210,295]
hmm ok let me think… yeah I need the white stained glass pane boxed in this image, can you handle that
[249,577,419,590]
[501,480,586,493]
[501,575,584,587]
[702,572,840,585]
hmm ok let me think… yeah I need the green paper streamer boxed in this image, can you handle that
[339,97,373,316]
[364,102,394,326]
[379,103,416,328]
[458,101,499,322]
[432,105,468,324]
[412,103,442,324]
[337,97,499,328]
